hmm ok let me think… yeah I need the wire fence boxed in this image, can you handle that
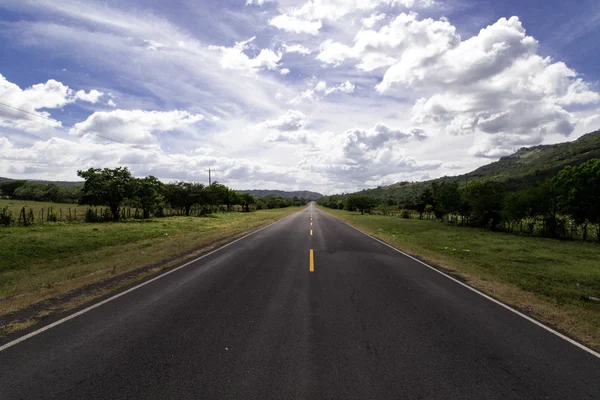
[368,208,600,242]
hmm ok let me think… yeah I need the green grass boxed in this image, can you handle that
[320,206,600,349]
[0,207,302,314]
[0,199,89,222]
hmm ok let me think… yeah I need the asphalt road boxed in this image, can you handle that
[1,204,599,399]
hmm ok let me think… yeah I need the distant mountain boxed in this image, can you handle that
[340,130,600,203]
[237,189,323,200]
[0,177,83,187]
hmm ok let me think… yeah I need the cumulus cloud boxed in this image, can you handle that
[318,12,459,71]
[246,0,273,5]
[362,13,386,28]
[298,128,440,185]
[280,68,291,75]
[0,73,105,132]
[70,109,204,144]
[314,13,599,158]
[289,80,355,104]
[271,0,436,36]
[282,44,312,55]
[209,37,282,75]
[269,14,322,35]
[380,17,599,156]
[75,89,104,103]
[258,109,307,131]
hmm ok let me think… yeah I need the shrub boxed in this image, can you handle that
[84,209,101,223]
[154,207,165,218]
[47,212,58,222]
[0,208,14,227]
[401,210,410,219]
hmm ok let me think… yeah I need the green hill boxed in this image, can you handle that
[347,130,600,204]
[0,177,84,187]
[237,189,323,200]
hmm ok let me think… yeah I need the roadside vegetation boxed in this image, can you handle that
[0,167,308,226]
[319,207,600,349]
[319,158,600,242]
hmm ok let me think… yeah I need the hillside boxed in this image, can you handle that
[348,130,600,204]
[237,189,323,200]
[0,177,84,187]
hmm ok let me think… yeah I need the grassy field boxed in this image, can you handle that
[0,207,302,318]
[0,199,90,223]
[319,206,600,350]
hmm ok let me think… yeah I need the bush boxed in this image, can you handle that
[154,207,165,218]
[401,210,410,219]
[0,208,14,227]
[84,209,101,223]
[47,212,58,222]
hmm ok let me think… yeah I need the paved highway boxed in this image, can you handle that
[1,204,599,399]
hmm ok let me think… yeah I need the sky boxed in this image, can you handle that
[0,0,599,194]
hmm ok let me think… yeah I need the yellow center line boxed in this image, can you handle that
[310,229,313,236]
[310,222,313,226]
[309,249,314,272]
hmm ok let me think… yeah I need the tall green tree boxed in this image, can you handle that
[133,176,164,218]
[77,167,135,221]
[345,194,378,214]
[466,181,506,229]
[554,159,600,241]
[432,181,461,219]
[238,192,257,212]
[0,180,27,197]
[164,182,205,216]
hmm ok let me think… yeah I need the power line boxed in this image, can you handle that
[0,101,195,171]
[0,101,126,145]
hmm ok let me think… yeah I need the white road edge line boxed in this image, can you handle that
[0,210,303,353]
[324,210,600,359]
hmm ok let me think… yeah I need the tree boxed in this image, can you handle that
[133,176,164,218]
[238,192,256,212]
[77,167,135,221]
[415,188,434,219]
[164,182,205,216]
[467,181,506,229]
[554,159,600,241]
[345,194,378,214]
[432,181,461,220]
[0,180,27,197]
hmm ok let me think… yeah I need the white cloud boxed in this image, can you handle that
[75,89,104,103]
[362,13,386,28]
[296,123,438,185]
[325,81,356,95]
[280,68,291,75]
[367,16,600,157]
[209,37,282,75]
[282,44,312,55]
[0,73,106,132]
[70,109,204,144]
[258,109,307,131]
[106,99,117,107]
[269,14,322,35]
[246,0,273,5]
[318,12,459,71]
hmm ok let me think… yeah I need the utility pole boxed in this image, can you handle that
[205,168,219,186]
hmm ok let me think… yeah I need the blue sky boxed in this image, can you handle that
[1,0,599,193]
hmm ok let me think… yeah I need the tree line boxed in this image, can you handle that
[319,159,600,242]
[0,167,308,224]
